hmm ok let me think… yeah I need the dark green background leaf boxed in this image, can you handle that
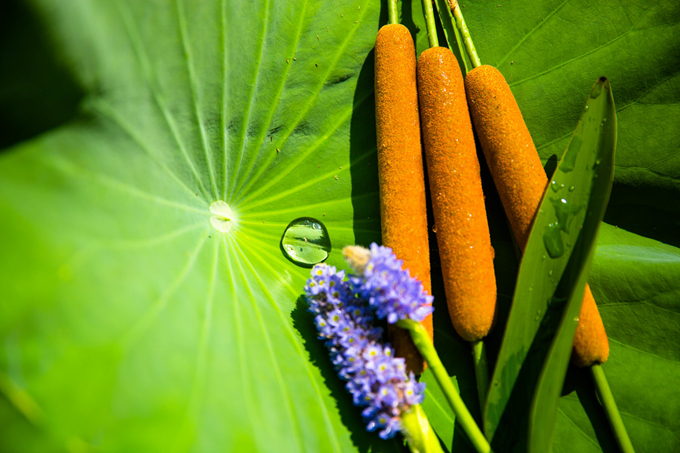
[0,0,678,452]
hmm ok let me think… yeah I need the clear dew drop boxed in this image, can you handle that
[543,197,585,258]
[552,198,572,233]
[550,180,564,192]
[543,223,564,258]
[569,186,575,192]
[560,136,581,173]
[573,316,580,322]
[209,200,233,233]
[281,217,331,266]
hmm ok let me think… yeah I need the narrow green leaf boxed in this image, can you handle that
[421,368,457,449]
[528,80,617,453]
[433,0,472,74]
[484,78,617,449]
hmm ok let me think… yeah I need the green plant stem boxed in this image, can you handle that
[447,3,472,74]
[397,320,492,453]
[421,0,440,48]
[591,365,636,453]
[401,404,446,453]
[450,2,481,68]
[0,370,43,426]
[388,0,398,25]
[471,340,489,414]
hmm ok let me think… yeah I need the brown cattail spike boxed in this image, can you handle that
[374,24,433,373]
[464,64,609,366]
[417,47,497,343]
[572,286,609,366]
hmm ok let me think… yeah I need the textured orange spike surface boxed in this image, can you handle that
[571,286,609,366]
[465,65,609,366]
[417,47,497,342]
[374,24,432,373]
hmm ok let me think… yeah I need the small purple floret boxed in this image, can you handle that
[350,243,434,324]
[305,264,426,440]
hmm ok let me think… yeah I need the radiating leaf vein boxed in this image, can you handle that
[232,0,312,203]
[230,238,343,452]
[176,0,220,199]
[227,239,306,452]
[232,0,373,202]
[120,229,209,350]
[92,99,207,202]
[116,0,212,199]
[227,0,272,199]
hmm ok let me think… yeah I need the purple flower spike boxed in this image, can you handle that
[305,264,426,440]
[345,243,434,324]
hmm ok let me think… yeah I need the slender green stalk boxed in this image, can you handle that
[421,0,440,48]
[398,320,492,453]
[471,340,490,414]
[591,365,636,453]
[388,0,398,25]
[450,1,481,68]
[448,4,472,74]
[0,370,43,426]
[401,404,446,453]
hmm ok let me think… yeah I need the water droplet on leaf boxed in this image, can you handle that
[281,217,331,266]
[543,223,564,258]
[550,180,562,192]
[560,136,581,172]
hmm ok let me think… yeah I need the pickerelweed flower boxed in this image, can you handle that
[304,263,426,440]
[344,243,434,324]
